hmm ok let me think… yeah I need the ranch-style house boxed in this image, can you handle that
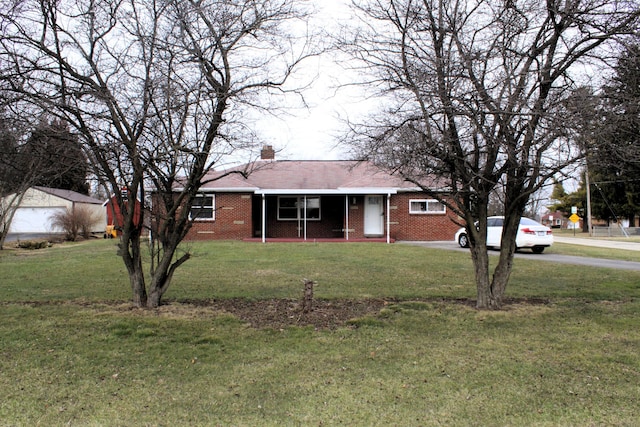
[175,147,460,243]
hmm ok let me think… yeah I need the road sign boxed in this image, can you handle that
[569,213,580,223]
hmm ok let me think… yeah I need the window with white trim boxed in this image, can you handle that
[278,196,321,220]
[409,199,446,214]
[190,194,215,220]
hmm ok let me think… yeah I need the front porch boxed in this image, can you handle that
[252,193,394,243]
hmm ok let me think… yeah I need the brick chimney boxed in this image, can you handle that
[260,145,275,160]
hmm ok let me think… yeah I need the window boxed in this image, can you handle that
[190,194,215,220]
[488,217,503,227]
[278,196,321,221]
[409,199,446,214]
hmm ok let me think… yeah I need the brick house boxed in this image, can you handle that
[178,149,460,242]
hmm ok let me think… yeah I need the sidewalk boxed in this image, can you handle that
[554,236,640,252]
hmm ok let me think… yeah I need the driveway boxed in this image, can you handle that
[4,233,60,243]
[401,239,640,271]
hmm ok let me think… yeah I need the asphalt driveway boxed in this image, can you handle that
[401,238,640,271]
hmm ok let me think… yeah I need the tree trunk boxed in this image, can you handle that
[119,231,147,308]
[470,244,493,309]
[147,288,162,309]
[145,235,191,308]
[487,209,523,309]
[130,267,147,308]
[489,246,516,309]
[0,190,29,250]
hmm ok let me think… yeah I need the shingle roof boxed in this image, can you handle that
[199,160,446,194]
[34,186,104,204]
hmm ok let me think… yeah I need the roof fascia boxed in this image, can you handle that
[396,186,452,193]
[256,188,399,195]
[172,187,259,193]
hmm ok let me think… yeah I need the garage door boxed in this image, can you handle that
[8,207,66,233]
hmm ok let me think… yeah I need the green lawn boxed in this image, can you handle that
[1,240,639,426]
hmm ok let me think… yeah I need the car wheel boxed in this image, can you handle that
[458,233,469,248]
[531,246,544,254]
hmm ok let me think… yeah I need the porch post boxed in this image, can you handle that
[345,194,349,241]
[261,194,266,243]
[386,193,391,244]
[303,195,307,241]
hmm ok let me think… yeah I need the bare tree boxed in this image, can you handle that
[50,205,100,241]
[0,110,28,249]
[0,109,71,248]
[2,0,317,307]
[339,0,639,309]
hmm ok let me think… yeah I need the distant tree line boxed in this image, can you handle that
[0,112,90,248]
[549,40,640,227]
[0,116,89,196]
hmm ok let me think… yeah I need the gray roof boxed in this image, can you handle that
[34,186,103,205]
[198,160,447,194]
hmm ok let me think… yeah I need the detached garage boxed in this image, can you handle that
[5,186,105,237]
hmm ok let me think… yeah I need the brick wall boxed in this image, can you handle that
[176,191,460,241]
[345,196,365,239]
[388,193,460,241]
[185,193,253,240]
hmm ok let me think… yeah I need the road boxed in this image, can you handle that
[401,238,640,272]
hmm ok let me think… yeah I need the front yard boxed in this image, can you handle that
[1,240,638,425]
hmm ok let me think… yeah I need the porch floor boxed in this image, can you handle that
[242,237,395,243]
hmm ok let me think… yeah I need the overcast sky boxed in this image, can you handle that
[252,0,370,161]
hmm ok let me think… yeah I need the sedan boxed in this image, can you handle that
[455,216,553,253]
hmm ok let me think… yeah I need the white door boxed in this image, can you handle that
[364,195,384,236]
[9,207,65,233]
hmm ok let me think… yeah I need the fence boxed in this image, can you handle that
[592,226,640,237]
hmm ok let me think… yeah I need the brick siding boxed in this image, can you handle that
[180,192,459,241]
[184,193,253,240]
[388,193,460,241]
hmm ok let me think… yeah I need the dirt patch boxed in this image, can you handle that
[175,298,397,330]
[10,297,550,330]
[155,297,548,329]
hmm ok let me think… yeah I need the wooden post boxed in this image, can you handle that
[301,278,316,314]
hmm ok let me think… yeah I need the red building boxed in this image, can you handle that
[104,193,143,236]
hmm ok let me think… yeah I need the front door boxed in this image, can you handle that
[364,195,384,236]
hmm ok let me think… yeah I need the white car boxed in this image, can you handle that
[455,216,553,254]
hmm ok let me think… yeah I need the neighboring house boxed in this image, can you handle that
[170,149,460,242]
[541,211,566,229]
[4,186,105,237]
[541,211,582,229]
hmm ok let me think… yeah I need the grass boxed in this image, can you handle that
[555,228,640,243]
[547,242,640,262]
[1,239,639,426]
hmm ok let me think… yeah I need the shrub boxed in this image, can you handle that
[50,206,99,241]
[16,239,50,249]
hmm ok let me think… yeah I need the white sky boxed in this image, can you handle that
[252,0,371,161]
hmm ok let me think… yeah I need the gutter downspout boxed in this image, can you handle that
[386,193,391,244]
